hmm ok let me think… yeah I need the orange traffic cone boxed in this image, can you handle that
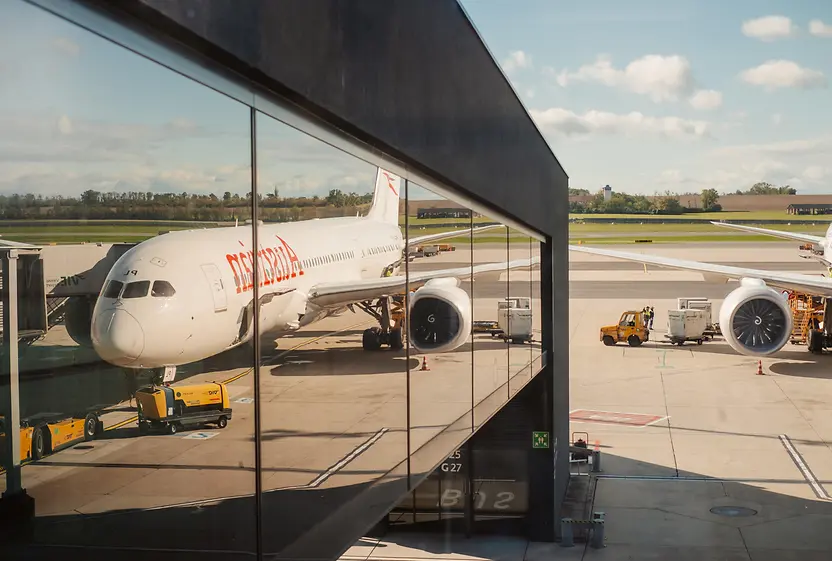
[420,356,430,371]
[757,360,764,375]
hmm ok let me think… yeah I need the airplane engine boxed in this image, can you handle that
[408,278,471,354]
[63,295,96,348]
[719,278,792,357]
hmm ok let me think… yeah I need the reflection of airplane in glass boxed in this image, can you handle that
[10,168,534,379]
[570,221,832,358]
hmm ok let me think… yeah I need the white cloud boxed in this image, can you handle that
[771,113,783,125]
[688,89,723,110]
[57,115,73,135]
[51,37,81,57]
[809,19,832,37]
[803,165,829,182]
[501,50,532,72]
[699,135,832,192]
[555,54,696,102]
[739,60,827,90]
[530,107,710,139]
[741,15,798,41]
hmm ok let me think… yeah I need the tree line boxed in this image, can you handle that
[0,188,374,222]
[570,182,794,215]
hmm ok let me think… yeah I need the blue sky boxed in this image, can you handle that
[461,0,832,194]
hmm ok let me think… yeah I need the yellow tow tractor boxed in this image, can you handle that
[135,382,233,435]
[0,411,103,463]
[600,310,649,347]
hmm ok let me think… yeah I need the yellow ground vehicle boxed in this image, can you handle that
[600,310,649,347]
[136,382,232,435]
[0,412,102,464]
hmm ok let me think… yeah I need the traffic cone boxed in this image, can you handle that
[757,360,764,376]
[594,440,600,451]
[420,356,430,371]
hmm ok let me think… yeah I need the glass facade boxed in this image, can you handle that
[0,1,547,558]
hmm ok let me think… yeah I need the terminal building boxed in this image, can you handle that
[0,1,568,559]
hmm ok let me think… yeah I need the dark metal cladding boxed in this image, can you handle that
[84,0,568,236]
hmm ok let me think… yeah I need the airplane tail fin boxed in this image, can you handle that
[366,167,402,226]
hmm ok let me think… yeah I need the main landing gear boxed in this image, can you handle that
[357,296,405,351]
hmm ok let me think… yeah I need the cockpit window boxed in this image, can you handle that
[122,280,150,299]
[102,280,123,299]
[152,280,176,297]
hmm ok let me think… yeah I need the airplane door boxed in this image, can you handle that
[201,263,228,312]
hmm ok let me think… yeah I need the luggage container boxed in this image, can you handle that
[665,309,707,345]
[136,382,232,435]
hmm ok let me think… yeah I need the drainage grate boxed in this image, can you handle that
[710,506,757,517]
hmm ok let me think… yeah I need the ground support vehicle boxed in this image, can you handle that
[0,411,102,464]
[136,382,232,435]
[600,310,649,347]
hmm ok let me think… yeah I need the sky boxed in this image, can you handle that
[460,0,832,195]
[2,1,830,202]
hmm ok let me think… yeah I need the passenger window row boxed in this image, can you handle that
[103,279,176,299]
[301,250,355,270]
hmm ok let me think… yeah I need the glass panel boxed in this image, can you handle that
[0,1,256,554]
[472,215,509,430]
[254,112,407,555]
[151,280,176,297]
[531,241,543,367]
[102,280,124,299]
[508,230,533,396]
[405,182,474,481]
[121,280,150,299]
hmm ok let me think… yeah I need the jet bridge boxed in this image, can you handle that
[1,243,135,499]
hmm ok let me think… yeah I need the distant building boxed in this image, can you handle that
[603,185,612,202]
[416,207,472,219]
[787,203,832,216]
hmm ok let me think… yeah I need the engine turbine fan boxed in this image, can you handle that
[719,278,792,357]
[408,278,472,354]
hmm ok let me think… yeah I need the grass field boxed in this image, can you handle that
[0,214,825,245]
[569,210,828,221]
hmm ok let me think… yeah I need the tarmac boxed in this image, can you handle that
[342,241,832,560]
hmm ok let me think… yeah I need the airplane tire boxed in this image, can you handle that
[808,329,823,354]
[363,328,382,351]
[389,328,404,351]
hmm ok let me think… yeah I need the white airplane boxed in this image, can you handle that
[570,221,832,358]
[74,167,538,379]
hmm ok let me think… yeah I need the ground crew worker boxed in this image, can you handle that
[648,307,654,329]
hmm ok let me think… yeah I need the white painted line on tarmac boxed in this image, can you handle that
[779,434,831,500]
[308,427,389,488]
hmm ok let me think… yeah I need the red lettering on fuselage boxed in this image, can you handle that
[225,237,305,294]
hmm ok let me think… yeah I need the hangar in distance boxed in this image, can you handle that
[5,168,537,381]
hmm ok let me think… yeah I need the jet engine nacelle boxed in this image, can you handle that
[719,278,792,357]
[408,278,471,354]
[63,295,96,348]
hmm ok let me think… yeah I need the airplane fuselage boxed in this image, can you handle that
[91,217,404,369]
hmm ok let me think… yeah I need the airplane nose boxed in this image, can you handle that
[92,308,145,365]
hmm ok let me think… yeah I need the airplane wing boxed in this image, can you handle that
[0,237,39,248]
[407,224,505,247]
[307,256,537,308]
[569,244,832,297]
[709,221,824,245]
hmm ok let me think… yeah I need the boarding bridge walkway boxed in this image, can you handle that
[0,243,136,347]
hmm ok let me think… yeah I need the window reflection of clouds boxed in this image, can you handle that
[255,121,376,198]
[0,1,250,197]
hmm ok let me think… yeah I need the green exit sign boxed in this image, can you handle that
[532,431,549,449]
